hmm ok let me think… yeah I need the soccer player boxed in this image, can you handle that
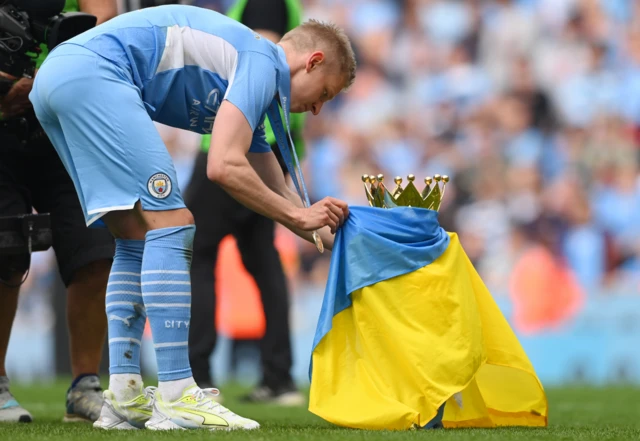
[0,0,118,424]
[186,0,308,405]
[29,4,355,431]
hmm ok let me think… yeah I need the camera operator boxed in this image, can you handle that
[0,0,118,424]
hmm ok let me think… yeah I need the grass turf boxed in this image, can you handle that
[1,380,639,440]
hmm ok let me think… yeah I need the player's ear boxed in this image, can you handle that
[306,51,325,72]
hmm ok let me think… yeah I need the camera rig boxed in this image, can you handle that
[0,0,97,79]
[0,213,52,256]
[1,1,96,285]
[0,213,52,286]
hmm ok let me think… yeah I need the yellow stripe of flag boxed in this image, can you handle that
[309,233,547,430]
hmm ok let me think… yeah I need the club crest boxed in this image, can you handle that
[148,173,172,199]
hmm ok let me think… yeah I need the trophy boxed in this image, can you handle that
[362,173,450,211]
[309,172,549,431]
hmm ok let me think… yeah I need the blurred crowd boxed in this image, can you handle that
[283,0,640,298]
[18,0,640,348]
[4,0,639,389]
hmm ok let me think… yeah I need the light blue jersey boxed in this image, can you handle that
[61,4,283,152]
[30,5,290,226]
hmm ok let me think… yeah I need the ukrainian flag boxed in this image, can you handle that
[309,206,548,430]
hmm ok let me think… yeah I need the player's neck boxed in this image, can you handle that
[278,41,304,76]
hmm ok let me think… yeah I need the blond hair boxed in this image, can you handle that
[281,19,356,91]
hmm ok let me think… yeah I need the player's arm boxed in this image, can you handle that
[79,0,118,25]
[206,101,346,249]
[246,149,338,249]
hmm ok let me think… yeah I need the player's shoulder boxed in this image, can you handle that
[236,37,280,67]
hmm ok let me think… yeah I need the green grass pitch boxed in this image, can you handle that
[2,380,639,440]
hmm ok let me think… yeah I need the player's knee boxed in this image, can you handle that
[177,208,195,227]
[142,207,194,231]
[154,208,194,228]
[103,207,147,240]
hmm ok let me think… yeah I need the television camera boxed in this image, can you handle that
[0,0,96,92]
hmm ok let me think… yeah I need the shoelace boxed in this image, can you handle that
[193,388,230,415]
[144,386,157,406]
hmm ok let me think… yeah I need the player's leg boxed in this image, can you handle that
[130,200,259,431]
[102,182,260,432]
[29,47,156,430]
[27,115,154,429]
[235,212,304,406]
[28,132,115,423]
[0,135,34,423]
[31,44,258,431]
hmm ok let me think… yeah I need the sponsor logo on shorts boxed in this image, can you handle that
[148,173,172,199]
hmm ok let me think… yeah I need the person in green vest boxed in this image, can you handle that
[185,0,307,405]
[0,1,118,424]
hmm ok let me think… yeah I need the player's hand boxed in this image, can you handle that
[0,77,34,117]
[295,197,349,234]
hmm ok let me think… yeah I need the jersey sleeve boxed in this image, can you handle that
[224,51,278,133]
[248,114,272,153]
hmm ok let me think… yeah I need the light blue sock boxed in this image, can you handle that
[106,239,146,375]
[142,225,196,382]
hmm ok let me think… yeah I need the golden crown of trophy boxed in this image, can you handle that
[362,174,450,211]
